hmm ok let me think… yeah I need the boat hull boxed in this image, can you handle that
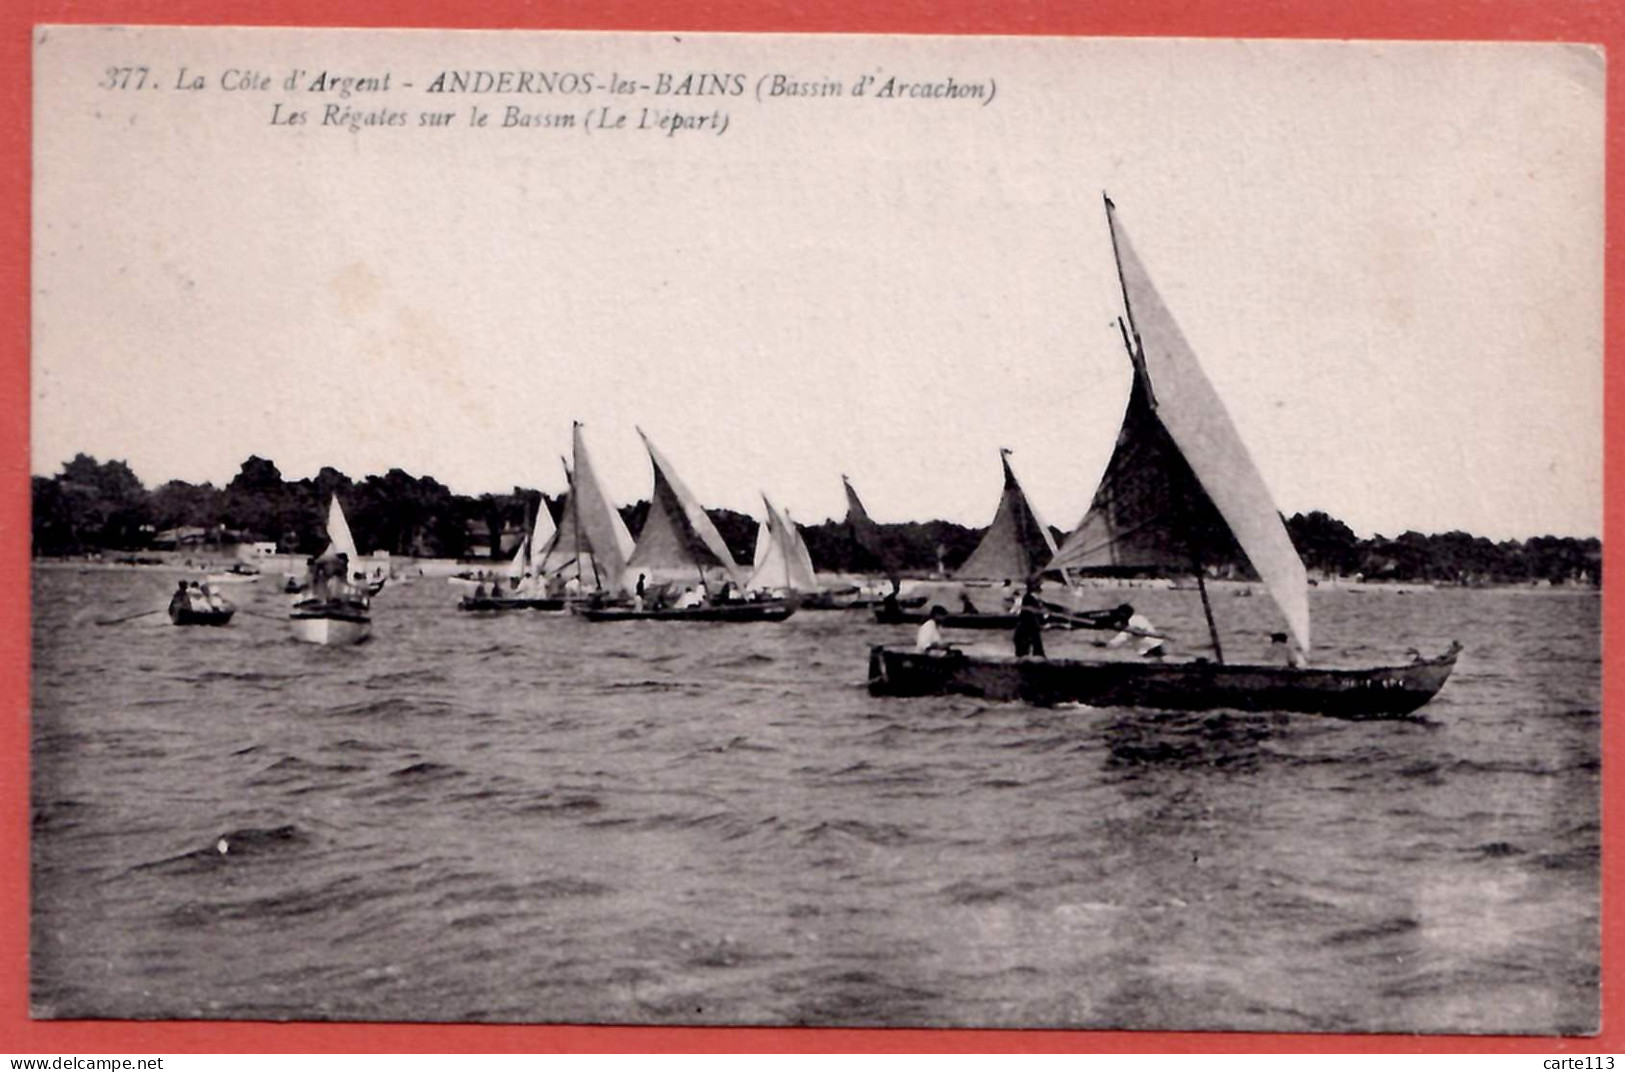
[206,572,260,586]
[867,643,1462,718]
[289,600,372,645]
[168,605,235,626]
[577,601,795,623]
[457,595,569,613]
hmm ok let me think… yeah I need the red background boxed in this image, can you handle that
[1,0,1617,1054]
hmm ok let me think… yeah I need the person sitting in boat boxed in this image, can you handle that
[199,581,223,611]
[564,575,582,599]
[1013,577,1047,658]
[717,580,735,603]
[1270,632,1307,668]
[676,587,705,610]
[916,606,950,652]
[1103,603,1165,658]
[170,580,190,615]
[959,590,978,614]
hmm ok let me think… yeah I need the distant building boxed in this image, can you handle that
[464,520,527,558]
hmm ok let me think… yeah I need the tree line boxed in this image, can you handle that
[31,454,1601,586]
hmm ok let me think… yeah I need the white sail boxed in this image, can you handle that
[1105,198,1311,652]
[570,424,636,591]
[747,496,818,592]
[746,495,790,591]
[530,429,635,592]
[527,502,556,574]
[784,509,819,590]
[751,520,772,569]
[320,495,359,560]
[505,533,529,579]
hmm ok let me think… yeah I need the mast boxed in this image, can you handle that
[1103,192,1146,381]
[1193,563,1224,664]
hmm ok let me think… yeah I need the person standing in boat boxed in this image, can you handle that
[1014,577,1047,658]
[880,578,902,620]
[634,573,647,610]
[916,606,949,652]
[1102,603,1165,658]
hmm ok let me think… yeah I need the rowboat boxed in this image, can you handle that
[168,591,234,626]
[868,196,1459,717]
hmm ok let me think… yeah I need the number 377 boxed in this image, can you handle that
[100,66,149,90]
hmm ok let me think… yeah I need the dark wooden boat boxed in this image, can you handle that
[800,590,880,611]
[168,596,234,627]
[868,643,1462,719]
[457,595,568,612]
[576,600,795,623]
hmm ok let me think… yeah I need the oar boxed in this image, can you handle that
[235,607,290,622]
[94,607,167,626]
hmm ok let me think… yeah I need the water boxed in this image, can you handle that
[30,568,1600,1033]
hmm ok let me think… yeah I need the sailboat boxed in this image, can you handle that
[869,196,1460,717]
[289,495,372,645]
[874,449,1068,628]
[531,423,637,602]
[745,494,818,597]
[578,430,795,623]
[783,474,895,611]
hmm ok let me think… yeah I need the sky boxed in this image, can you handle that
[33,29,1605,540]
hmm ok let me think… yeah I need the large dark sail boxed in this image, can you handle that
[842,476,897,579]
[956,450,1058,582]
[1048,371,1249,577]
